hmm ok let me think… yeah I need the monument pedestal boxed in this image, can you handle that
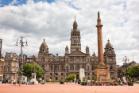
[95,63,110,83]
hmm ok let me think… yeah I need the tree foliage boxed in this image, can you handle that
[66,73,76,82]
[22,62,44,79]
[127,65,139,80]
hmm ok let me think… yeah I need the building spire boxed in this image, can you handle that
[70,16,81,53]
[86,46,89,55]
[65,45,69,55]
[73,16,78,30]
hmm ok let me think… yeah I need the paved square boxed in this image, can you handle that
[0,83,139,93]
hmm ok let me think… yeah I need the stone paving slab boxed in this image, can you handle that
[0,83,139,93]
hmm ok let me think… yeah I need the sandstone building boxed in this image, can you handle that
[37,12,117,81]
[3,52,19,83]
[0,39,4,81]
[0,58,4,81]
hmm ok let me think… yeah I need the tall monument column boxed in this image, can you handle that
[96,12,104,65]
[95,12,110,83]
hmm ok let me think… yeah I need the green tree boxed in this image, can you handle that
[66,73,76,82]
[127,65,139,81]
[22,62,45,79]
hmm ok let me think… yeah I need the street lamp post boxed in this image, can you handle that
[16,36,28,85]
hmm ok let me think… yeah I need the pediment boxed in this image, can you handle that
[69,50,86,56]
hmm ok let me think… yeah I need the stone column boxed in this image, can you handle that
[96,12,104,64]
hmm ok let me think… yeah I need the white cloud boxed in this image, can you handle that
[0,0,139,65]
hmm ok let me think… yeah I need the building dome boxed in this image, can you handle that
[39,39,49,53]
[105,39,113,48]
[40,39,48,48]
[104,39,115,57]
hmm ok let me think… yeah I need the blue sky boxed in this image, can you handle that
[0,0,55,6]
[0,0,26,6]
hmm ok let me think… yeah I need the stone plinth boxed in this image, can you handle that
[95,64,110,82]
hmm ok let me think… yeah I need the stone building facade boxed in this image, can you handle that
[104,40,117,80]
[37,13,117,81]
[0,58,4,81]
[3,52,19,83]
[0,39,4,81]
[0,39,2,58]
